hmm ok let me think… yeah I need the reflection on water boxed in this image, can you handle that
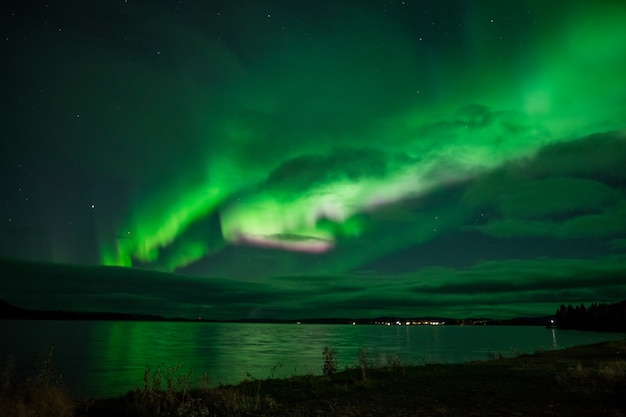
[550,327,558,349]
[0,320,622,398]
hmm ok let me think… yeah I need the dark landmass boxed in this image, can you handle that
[0,299,550,326]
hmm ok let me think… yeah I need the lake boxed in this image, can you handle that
[0,320,623,398]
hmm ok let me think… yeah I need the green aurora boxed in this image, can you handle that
[1,0,626,319]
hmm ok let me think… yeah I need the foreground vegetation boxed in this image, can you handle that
[2,340,626,417]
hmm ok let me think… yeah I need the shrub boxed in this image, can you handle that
[357,347,371,381]
[322,347,338,376]
[126,364,210,417]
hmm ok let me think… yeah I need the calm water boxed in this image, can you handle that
[0,320,623,398]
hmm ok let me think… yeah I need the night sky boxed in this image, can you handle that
[2,0,626,319]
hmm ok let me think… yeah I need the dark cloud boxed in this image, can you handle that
[610,239,626,250]
[520,131,626,183]
[263,147,413,194]
[461,131,626,240]
[413,104,550,158]
[0,259,280,316]
[3,250,626,319]
[500,178,615,219]
[454,104,495,128]
[411,270,626,295]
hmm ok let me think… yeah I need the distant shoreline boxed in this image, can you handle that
[0,299,551,326]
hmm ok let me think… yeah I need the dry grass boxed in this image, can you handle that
[556,359,626,393]
[0,344,78,417]
[124,364,210,417]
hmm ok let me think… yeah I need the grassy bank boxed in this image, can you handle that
[2,340,625,416]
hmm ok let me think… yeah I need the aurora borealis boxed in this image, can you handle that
[2,0,626,319]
